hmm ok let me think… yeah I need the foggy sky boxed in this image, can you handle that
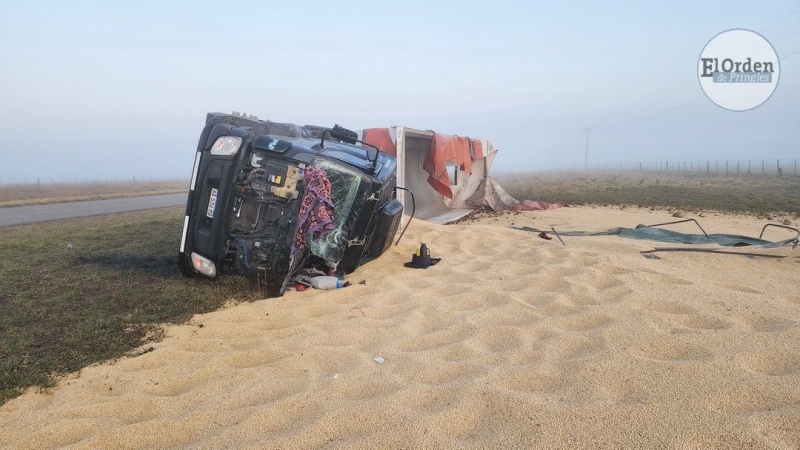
[0,1,798,183]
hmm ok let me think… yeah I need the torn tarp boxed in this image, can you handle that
[361,128,483,200]
[513,221,799,249]
[618,226,788,247]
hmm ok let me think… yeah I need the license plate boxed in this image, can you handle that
[206,188,218,218]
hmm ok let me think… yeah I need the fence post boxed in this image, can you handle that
[726,161,728,175]
[762,160,765,176]
[777,159,782,177]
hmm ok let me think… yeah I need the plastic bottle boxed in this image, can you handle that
[309,276,342,290]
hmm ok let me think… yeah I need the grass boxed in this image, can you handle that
[494,171,800,217]
[0,180,189,207]
[0,207,264,405]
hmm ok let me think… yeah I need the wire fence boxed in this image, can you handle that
[580,159,800,177]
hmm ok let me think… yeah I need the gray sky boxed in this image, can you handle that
[1,1,798,183]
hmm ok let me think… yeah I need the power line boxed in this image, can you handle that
[623,40,797,127]
[572,7,799,161]
[767,19,800,41]
[634,96,705,127]
[596,8,800,131]
[758,7,800,33]
[595,32,794,134]
[781,48,800,60]
[772,26,800,44]
[614,10,800,113]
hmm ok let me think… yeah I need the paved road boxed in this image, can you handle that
[0,193,188,227]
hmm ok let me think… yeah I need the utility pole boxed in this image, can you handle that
[583,128,592,169]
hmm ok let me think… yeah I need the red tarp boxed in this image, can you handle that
[362,128,484,199]
[361,128,397,156]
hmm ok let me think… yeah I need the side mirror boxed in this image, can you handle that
[365,147,379,170]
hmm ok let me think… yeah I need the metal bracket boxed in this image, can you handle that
[257,266,268,296]
[758,223,800,243]
[347,237,365,247]
[643,218,711,238]
[647,219,800,247]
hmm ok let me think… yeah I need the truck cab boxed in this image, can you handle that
[178,112,403,296]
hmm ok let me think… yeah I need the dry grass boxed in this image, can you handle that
[0,180,189,207]
[495,171,800,218]
[0,207,263,405]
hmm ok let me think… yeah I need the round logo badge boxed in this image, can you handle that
[697,29,780,111]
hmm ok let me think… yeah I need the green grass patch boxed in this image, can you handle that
[0,207,262,404]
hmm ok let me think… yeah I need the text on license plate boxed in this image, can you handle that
[206,188,218,218]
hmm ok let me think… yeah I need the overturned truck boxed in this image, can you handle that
[178,112,404,296]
